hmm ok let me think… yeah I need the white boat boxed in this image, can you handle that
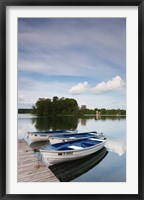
[49,131,105,144]
[26,130,77,143]
[40,138,106,165]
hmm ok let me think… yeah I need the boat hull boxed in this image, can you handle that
[27,133,49,142]
[27,130,77,143]
[41,140,106,165]
[49,134,105,144]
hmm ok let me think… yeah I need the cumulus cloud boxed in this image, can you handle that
[68,76,125,95]
[69,82,89,95]
[92,76,125,94]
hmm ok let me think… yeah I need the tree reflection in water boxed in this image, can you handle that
[32,116,78,131]
[32,115,126,132]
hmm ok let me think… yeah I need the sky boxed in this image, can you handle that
[18,18,126,109]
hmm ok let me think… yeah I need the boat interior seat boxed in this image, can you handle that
[69,145,83,150]
[58,146,73,151]
[81,142,92,148]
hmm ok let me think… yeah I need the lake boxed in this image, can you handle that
[18,114,126,182]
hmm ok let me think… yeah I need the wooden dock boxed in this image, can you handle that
[18,140,60,182]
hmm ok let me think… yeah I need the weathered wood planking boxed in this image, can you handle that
[18,140,59,182]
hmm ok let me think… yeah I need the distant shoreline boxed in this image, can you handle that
[18,111,126,117]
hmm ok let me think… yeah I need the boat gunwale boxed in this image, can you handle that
[49,135,96,141]
[27,130,77,136]
[49,132,99,139]
[40,139,105,153]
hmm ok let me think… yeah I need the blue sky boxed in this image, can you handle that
[18,18,126,109]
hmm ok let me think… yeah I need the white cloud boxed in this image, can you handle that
[18,94,35,107]
[18,76,126,109]
[68,76,125,96]
[69,82,89,95]
[18,77,75,108]
[92,76,125,94]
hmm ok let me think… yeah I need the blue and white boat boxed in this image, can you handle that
[27,130,77,143]
[40,138,106,165]
[49,131,105,144]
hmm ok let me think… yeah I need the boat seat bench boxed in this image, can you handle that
[58,147,73,151]
[81,142,92,148]
[69,145,83,150]
[58,145,84,151]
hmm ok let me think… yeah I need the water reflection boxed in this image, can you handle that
[18,114,126,182]
[49,147,108,182]
[80,118,87,126]
[106,139,126,156]
[32,116,78,131]
[83,115,126,121]
[97,115,126,121]
[32,115,126,131]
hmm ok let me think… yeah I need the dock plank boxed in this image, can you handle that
[18,140,59,182]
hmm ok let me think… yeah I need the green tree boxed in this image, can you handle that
[35,98,46,116]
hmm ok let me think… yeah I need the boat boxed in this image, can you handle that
[49,131,105,144]
[49,147,108,182]
[40,137,106,165]
[26,130,77,143]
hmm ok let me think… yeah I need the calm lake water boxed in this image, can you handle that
[18,114,126,182]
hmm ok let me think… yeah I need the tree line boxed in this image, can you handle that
[80,106,126,116]
[18,96,126,116]
[31,97,79,116]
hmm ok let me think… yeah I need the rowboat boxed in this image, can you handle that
[49,131,105,144]
[49,147,108,182]
[26,130,77,143]
[40,138,106,165]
